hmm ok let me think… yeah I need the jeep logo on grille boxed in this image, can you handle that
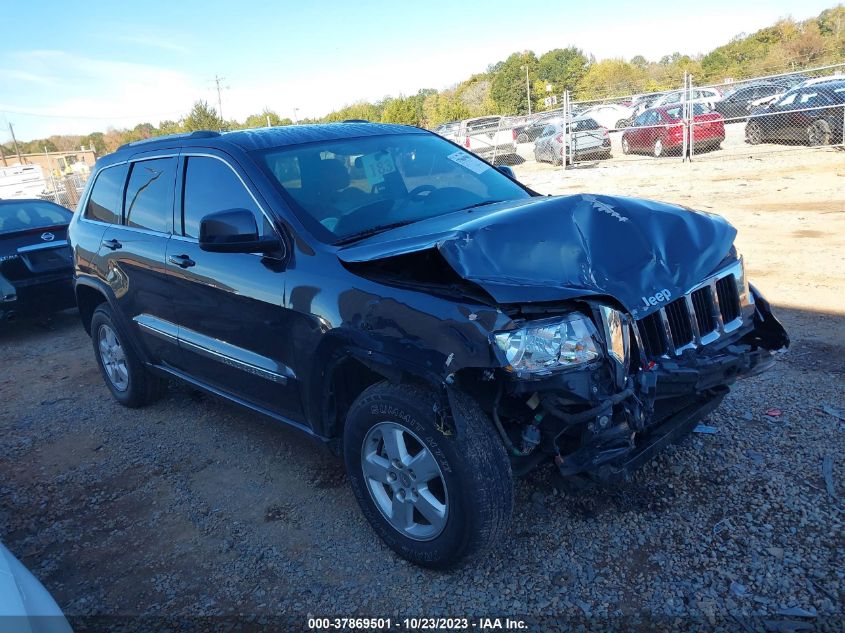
[40,232,55,242]
[642,289,672,307]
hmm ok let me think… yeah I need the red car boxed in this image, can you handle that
[621,104,725,157]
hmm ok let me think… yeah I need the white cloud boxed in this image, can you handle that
[0,50,206,139]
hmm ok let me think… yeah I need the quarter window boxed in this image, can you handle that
[124,158,176,233]
[182,156,266,239]
[85,164,128,224]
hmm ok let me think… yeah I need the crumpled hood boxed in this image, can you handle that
[337,194,736,318]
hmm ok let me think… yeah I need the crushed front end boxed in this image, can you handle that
[459,257,789,481]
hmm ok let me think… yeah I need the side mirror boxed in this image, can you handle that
[199,209,281,254]
[496,165,516,179]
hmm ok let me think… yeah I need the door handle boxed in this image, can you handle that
[101,238,122,251]
[168,254,196,269]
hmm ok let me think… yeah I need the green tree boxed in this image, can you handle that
[577,59,648,99]
[183,100,222,131]
[243,109,291,128]
[489,51,539,115]
[537,47,590,94]
[381,96,420,125]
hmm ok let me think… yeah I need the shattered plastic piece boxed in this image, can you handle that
[765,408,782,417]
[747,450,765,466]
[763,620,815,633]
[822,455,837,499]
[821,404,845,421]
[776,606,817,618]
[693,424,718,434]
[445,353,455,367]
[730,581,748,597]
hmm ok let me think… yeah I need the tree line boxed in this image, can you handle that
[4,4,843,157]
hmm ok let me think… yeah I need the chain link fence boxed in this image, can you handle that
[435,61,845,171]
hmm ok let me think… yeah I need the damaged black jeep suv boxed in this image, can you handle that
[68,123,788,567]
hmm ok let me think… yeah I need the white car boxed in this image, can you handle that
[0,543,72,633]
[577,103,636,131]
[652,87,723,110]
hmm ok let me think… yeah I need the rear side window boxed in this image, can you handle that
[124,158,177,233]
[182,156,266,239]
[85,164,127,224]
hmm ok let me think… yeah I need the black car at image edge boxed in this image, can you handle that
[1,198,76,322]
[67,123,789,567]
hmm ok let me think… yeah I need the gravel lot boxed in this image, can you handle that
[1,147,844,631]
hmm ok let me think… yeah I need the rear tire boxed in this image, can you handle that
[622,137,631,155]
[808,119,831,146]
[343,382,513,568]
[90,303,164,408]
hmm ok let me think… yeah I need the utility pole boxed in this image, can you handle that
[212,75,227,123]
[8,123,23,164]
[293,107,300,124]
[522,65,532,116]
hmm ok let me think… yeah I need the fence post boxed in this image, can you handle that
[689,73,695,162]
[564,90,572,168]
[492,116,502,166]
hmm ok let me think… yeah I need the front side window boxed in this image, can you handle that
[85,164,128,224]
[124,158,177,233]
[257,133,530,243]
[182,156,267,239]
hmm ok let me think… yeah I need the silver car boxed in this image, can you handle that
[533,117,612,165]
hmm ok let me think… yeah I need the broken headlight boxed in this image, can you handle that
[492,314,601,376]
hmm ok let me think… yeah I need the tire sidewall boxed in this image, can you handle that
[90,305,146,407]
[344,387,483,567]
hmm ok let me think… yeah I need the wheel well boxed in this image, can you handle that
[322,357,388,439]
[76,285,107,334]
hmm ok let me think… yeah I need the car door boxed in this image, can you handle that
[628,113,648,150]
[97,155,180,365]
[166,151,303,419]
[765,92,798,140]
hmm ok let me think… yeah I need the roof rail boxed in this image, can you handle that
[117,130,221,151]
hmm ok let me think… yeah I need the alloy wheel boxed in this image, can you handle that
[361,421,448,541]
[98,324,129,392]
[653,138,663,157]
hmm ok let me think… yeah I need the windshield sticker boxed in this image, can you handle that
[447,151,489,174]
[360,152,396,185]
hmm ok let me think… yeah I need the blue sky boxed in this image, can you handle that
[0,0,837,141]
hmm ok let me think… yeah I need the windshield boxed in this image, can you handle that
[0,201,71,234]
[258,133,530,243]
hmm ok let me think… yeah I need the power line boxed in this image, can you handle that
[0,108,185,121]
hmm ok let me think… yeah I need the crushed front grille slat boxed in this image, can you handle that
[691,287,715,334]
[716,275,740,323]
[636,266,744,359]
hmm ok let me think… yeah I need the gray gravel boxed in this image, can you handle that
[1,308,843,631]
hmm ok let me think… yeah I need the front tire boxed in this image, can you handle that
[90,303,164,408]
[653,137,664,158]
[746,121,764,145]
[622,136,631,155]
[344,382,513,568]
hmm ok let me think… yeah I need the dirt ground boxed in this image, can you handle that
[1,146,843,630]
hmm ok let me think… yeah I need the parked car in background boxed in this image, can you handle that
[622,104,725,157]
[0,164,48,200]
[0,199,75,323]
[715,83,785,121]
[653,87,722,110]
[534,117,612,164]
[1,542,72,632]
[746,80,845,146]
[459,116,517,162]
[433,120,461,142]
[518,112,565,143]
[578,103,636,131]
[630,92,670,117]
